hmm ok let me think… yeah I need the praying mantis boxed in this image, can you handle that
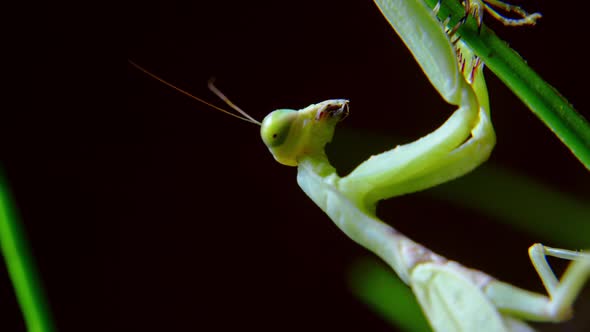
[129,0,590,331]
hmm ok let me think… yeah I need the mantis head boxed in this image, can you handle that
[128,60,349,167]
[260,100,349,166]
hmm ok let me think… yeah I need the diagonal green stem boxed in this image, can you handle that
[0,173,54,332]
[412,0,590,170]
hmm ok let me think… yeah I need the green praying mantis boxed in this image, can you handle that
[130,0,590,331]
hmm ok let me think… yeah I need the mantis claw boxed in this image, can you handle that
[466,0,542,27]
[434,1,540,37]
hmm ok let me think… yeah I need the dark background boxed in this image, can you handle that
[2,1,590,331]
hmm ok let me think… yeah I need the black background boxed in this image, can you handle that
[3,1,590,331]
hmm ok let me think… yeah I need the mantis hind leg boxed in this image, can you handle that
[528,243,590,319]
[484,244,590,322]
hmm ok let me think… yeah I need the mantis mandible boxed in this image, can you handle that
[130,0,590,331]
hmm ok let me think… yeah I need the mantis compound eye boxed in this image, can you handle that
[260,109,300,166]
[260,109,298,148]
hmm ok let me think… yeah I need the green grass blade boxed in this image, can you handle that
[0,173,54,332]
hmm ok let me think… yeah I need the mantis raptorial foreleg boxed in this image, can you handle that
[339,0,494,206]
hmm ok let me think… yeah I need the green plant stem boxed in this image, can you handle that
[414,0,590,170]
[0,174,54,332]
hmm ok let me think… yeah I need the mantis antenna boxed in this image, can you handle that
[128,59,262,125]
[207,78,261,125]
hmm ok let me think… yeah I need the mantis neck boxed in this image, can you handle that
[296,156,444,284]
